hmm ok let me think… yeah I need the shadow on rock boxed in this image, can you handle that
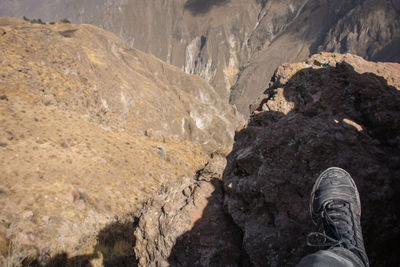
[184,0,230,15]
[133,153,252,266]
[38,217,138,267]
[167,177,251,266]
[222,58,400,266]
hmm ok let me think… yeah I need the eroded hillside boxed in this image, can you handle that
[2,0,399,115]
[0,17,240,265]
[0,17,241,152]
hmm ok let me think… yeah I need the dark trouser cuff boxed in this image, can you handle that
[296,247,365,267]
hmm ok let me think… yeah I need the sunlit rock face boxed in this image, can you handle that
[133,153,251,267]
[2,0,399,115]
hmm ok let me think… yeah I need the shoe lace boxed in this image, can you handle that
[307,200,361,253]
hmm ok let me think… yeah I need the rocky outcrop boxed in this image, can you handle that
[224,53,400,266]
[2,0,399,115]
[134,153,250,266]
[132,53,400,266]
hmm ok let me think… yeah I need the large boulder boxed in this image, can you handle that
[131,53,400,266]
[223,53,400,266]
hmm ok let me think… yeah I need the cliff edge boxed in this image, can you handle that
[134,53,400,266]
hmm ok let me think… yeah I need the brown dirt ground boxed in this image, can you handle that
[0,17,210,265]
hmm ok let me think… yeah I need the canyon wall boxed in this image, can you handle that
[2,0,399,115]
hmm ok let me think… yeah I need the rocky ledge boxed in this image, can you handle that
[134,53,400,266]
[134,152,251,266]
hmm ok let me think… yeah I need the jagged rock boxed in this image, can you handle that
[223,53,400,266]
[134,153,250,266]
[132,53,399,266]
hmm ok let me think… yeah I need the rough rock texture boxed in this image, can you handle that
[2,0,399,115]
[223,53,400,266]
[134,153,250,266]
[128,53,399,267]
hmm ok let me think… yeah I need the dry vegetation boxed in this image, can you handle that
[0,17,212,265]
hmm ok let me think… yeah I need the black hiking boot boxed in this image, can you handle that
[307,167,369,267]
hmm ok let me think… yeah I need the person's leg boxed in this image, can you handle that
[296,167,369,267]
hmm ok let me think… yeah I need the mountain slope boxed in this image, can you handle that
[1,0,399,115]
[231,0,400,114]
[0,16,241,151]
[0,17,239,265]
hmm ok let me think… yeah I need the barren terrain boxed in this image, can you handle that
[0,17,240,265]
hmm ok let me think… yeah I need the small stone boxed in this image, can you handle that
[65,191,74,203]
[60,142,69,148]
[157,146,166,160]
[342,118,363,132]
[42,215,50,224]
[43,94,56,106]
[182,187,191,197]
[22,211,33,220]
